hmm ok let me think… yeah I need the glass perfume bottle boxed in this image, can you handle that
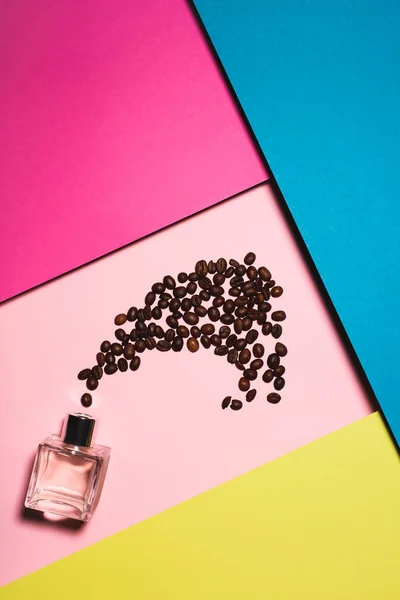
[25,412,111,522]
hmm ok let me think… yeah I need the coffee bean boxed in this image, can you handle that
[111,343,123,356]
[275,342,288,357]
[267,353,280,369]
[177,325,190,338]
[244,252,256,265]
[165,328,175,342]
[226,334,237,347]
[178,272,188,283]
[96,352,106,367]
[183,312,199,326]
[235,361,245,371]
[201,335,211,349]
[244,368,257,381]
[253,343,264,358]
[208,260,217,274]
[191,326,201,338]
[213,296,225,308]
[230,399,243,411]
[144,304,153,318]
[250,359,263,370]
[235,264,246,276]
[81,393,92,408]
[262,287,271,300]
[187,281,197,295]
[246,266,257,281]
[152,306,162,320]
[239,348,251,364]
[227,348,238,363]
[235,306,247,318]
[256,292,265,304]
[219,325,231,339]
[242,318,252,331]
[166,315,178,329]
[115,328,126,341]
[195,305,207,317]
[271,324,283,339]
[271,310,286,322]
[114,313,127,326]
[145,292,156,306]
[274,377,285,391]
[92,365,103,380]
[274,365,286,377]
[78,368,92,381]
[104,363,118,375]
[154,326,163,339]
[135,339,146,353]
[174,286,187,299]
[170,298,181,313]
[220,313,234,325]
[199,277,212,290]
[123,343,135,360]
[229,287,241,297]
[210,334,222,347]
[127,307,138,322]
[246,389,257,403]
[158,299,169,310]
[161,292,172,301]
[118,358,128,372]
[163,275,176,290]
[234,318,243,334]
[239,377,250,392]
[225,266,235,278]
[229,258,239,267]
[200,290,210,301]
[181,298,192,312]
[262,322,272,336]
[130,356,141,371]
[137,309,145,321]
[172,336,184,352]
[258,267,271,281]
[200,323,214,335]
[195,260,208,277]
[267,280,276,288]
[230,275,244,287]
[105,352,115,364]
[271,286,283,298]
[216,257,227,273]
[208,307,220,322]
[136,320,147,333]
[223,299,235,314]
[210,285,224,297]
[246,329,259,344]
[235,338,247,351]
[257,312,267,325]
[187,337,199,353]
[86,376,98,391]
[243,286,257,297]
[188,272,199,282]
[191,295,201,307]
[157,340,171,352]
[215,345,229,356]
[262,369,274,383]
[123,334,130,347]
[221,396,231,409]
[213,273,225,286]
[145,336,156,350]
[267,393,281,404]
[100,340,111,353]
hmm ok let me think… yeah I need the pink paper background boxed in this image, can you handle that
[0,184,372,586]
[0,0,266,303]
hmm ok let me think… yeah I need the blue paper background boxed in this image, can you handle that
[193,0,400,442]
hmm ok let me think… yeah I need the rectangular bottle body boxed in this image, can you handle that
[25,434,110,522]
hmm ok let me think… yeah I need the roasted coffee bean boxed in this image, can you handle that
[191,326,201,338]
[242,318,252,331]
[137,309,146,321]
[235,338,247,351]
[223,299,235,314]
[199,277,212,290]
[247,309,259,321]
[92,365,103,380]
[275,342,288,357]
[235,264,247,277]
[246,329,259,344]
[220,313,234,325]
[170,298,181,313]
[243,286,257,297]
[115,328,126,341]
[187,337,199,353]
[239,377,250,392]
[135,339,146,353]
[221,396,231,410]
[114,313,127,326]
[188,272,199,282]
[201,335,211,349]
[225,266,235,278]
[219,325,231,339]
[118,358,128,372]
[258,267,271,281]
[155,325,164,338]
[86,376,98,391]
[255,278,264,291]
[267,353,280,369]
[123,343,135,360]
[210,334,222,347]
[262,322,273,336]
[253,343,264,358]
[122,334,131,346]
[127,307,138,321]
[163,275,176,290]
[227,348,238,363]
[262,287,271,300]
[145,291,156,306]
[274,377,285,391]
[105,363,118,375]
[274,365,286,377]
[267,393,281,404]
[152,306,162,320]
[266,279,275,288]
[201,323,215,335]
[244,252,256,265]
[174,286,187,299]
[200,290,211,301]
[259,302,271,313]
[235,361,245,371]
[215,345,229,356]
[271,324,283,338]
[78,368,92,381]
[136,321,147,333]
[210,284,224,297]
[239,348,251,364]
[187,281,197,295]
[256,292,265,304]
[157,340,171,352]
[235,306,247,318]
[105,352,115,364]
[111,343,123,356]
[158,299,169,310]
[172,336,184,352]
[271,310,286,322]
[247,266,258,280]
[145,336,156,350]
[229,258,239,267]
[230,275,244,287]
[181,298,192,312]
[145,305,153,320]
[234,318,243,334]
[165,328,175,342]
[229,287,241,297]
[177,325,190,338]
[208,260,217,274]
[216,257,227,273]
[100,340,111,353]
[213,296,225,308]
[178,272,188,283]
[246,389,257,403]
[250,359,264,370]
[230,399,243,411]
[235,296,248,306]
[130,356,141,371]
[208,307,221,322]
[96,352,106,367]
[183,311,199,326]
[244,368,257,381]
[81,393,92,408]
[150,283,163,295]
[271,286,283,298]
[195,305,207,317]
[226,334,237,347]
[257,312,267,325]
[213,273,225,286]
[191,294,202,307]
[195,260,208,277]
[160,293,172,301]
[166,315,178,329]
[262,369,274,383]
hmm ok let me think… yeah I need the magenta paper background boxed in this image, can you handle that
[0,0,266,302]
[0,184,372,586]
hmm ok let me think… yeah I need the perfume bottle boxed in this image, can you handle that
[25,412,111,522]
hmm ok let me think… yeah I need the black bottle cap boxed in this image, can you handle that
[61,412,96,447]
